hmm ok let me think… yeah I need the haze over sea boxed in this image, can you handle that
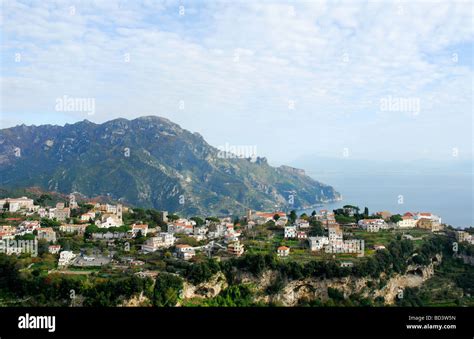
[293,157,473,229]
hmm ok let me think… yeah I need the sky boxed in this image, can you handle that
[1,0,473,166]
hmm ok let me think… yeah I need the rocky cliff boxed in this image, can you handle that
[181,255,442,306]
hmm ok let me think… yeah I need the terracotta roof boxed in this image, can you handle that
[133,224,148,229]
[278,246,289,250]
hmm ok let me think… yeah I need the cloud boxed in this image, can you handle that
[1,0,472,163]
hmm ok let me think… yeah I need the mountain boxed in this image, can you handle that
[0,116,340,215]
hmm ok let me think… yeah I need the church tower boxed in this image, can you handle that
[117,204,123,221]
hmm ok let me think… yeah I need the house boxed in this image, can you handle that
[175,244,195,260]
[456,231,472,243]
[227,241,245,256]
[308,236,329,251]
[131,224,148,237]
[343,206,358,217]
[0,225,15,236]
[168,220,194,235]
[254,211,286,220]
[96,214,123,228]
[17,220,40,235]
[397,215,417,229]
[295,219,310,228]
[193,226,208,237]
[246,221,256,229]
[328,225,343,244]
[358,219,387,232]
[374,244,386,251]
[340,261,354,268]
[0,197,35,212]
[284,226,297,238]
[296,231,307,240]
[341,239,364,255]
[36,227,57,242]
[58,251,76,267]
[59,224,88,234]
[38,208,48,218]
[48,245,61,254]
[48,203,71,221]
[416,218,443,232]
[80,212,96,222]
[277,246,290,257]
[415,212,441,224]
[142,233,175,252]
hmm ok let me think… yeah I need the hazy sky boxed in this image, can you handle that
[1,0,472,165]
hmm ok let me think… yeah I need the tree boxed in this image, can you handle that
[273,214,280,221]
[167,214,179,222]
[205,217,220,223]
[190,217,204,226]
[390,214,403,223]
[288,210,297,224]
[363,207,369,217]
[300,213,309,220]
[153,273,183,307]
[38,240,50,256]
[309,220,324,236]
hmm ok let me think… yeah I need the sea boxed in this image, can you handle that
[299,172,473,229]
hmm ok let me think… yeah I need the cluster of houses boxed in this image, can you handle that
[396,212,443,232]
[1,195,469,271]
[354,212,443,233]
[308,224,364,256]
[274,209,446,259]
[142,216,245,260]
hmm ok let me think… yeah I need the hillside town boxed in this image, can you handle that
[0,194,472,273]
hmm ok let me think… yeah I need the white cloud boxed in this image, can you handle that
[1,0,472,162]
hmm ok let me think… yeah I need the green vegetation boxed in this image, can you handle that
[152,273,183,307]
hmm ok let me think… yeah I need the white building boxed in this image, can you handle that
[397,216,417,229]
[80,212,96,222]
[227,241,245,256]
[142,233,175,252]
[48,245,61,254]
[277,246,290,257]
[284,226,297,238]
[96,215,123,228]
[58,251,76,267]
[131,224,148,237]
[456,231,473,244]
[358,219,387,232]
[308,236,329,251]
[0,197,35,212]
[175,244,195,260]
[295,219,310,228]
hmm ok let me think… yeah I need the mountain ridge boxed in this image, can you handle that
[0,115,341,215]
